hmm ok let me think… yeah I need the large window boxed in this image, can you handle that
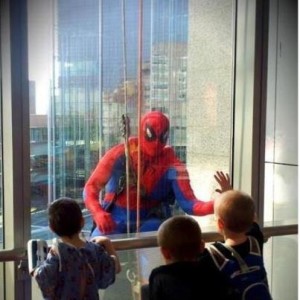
[28,2,234,298]
[264,0,298,225]
[28,0,234,240]
[0,0,297,299]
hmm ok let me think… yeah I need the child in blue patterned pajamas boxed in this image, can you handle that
[31,197,121,300]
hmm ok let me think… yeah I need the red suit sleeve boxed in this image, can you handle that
[84,144,124,222]
[192,200,214,215]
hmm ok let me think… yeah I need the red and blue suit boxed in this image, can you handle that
[84,111,214,237]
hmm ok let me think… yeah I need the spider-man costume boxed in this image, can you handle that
[84,111,224,237]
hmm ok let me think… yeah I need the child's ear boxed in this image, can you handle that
[199,239,205,253]
[217,217,225,231]
[160,247,172,260]
[49,223,54,233]
[254,213,258,222]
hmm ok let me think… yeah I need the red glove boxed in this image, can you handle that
[93,210,116,234]
[85,193,117,234]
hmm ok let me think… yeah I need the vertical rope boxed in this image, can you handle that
[121,0,128,111]
[136,0,143,232]
[98,0,103,160]
[134,4,144,298]
[121,0,131,235]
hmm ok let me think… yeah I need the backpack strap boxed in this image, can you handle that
[217,236,262,273]
[208,236,262,273]
[218,242,250,273]
[248,236,262,256]
[51,238,63,272]
[207,244,229,270]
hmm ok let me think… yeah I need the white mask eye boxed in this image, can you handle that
[146,127,152,138]
[145,125,156,141]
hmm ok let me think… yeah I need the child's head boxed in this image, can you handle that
[214,190,255,234]
[157,215,203,263]
[48,197,84,238]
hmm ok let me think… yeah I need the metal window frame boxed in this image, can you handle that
[0,224,297,260]
[1,0,31,299]
[233,0,269,223]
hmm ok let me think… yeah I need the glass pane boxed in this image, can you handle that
[264,0,298,224]
[29,1,234,298]
[264,163,298,224]
[264,235,298,300]
[28,0,234,239]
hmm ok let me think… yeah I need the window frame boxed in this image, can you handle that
[1,0,31,298]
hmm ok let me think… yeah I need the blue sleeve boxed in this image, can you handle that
[34,253,60,299]
[93,244,116,289]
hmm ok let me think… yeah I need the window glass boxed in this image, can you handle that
[263,2,297,299]
[28,0,234,237]
[264,0,298,225]
[28,7,234,300]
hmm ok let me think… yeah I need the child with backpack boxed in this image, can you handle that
[148,215,232,300]
[204,189,272,300]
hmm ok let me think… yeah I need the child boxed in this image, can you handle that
[148,215,231,300]
[205,189,272,299]
[30,197,121,300]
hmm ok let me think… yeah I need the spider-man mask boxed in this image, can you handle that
[140,111,169,157]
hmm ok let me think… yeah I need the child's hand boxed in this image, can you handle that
[49,245,59,256]
[214,171,231,193]
[90,236,111,249]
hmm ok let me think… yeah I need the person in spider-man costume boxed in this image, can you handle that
[84,111,230,237]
